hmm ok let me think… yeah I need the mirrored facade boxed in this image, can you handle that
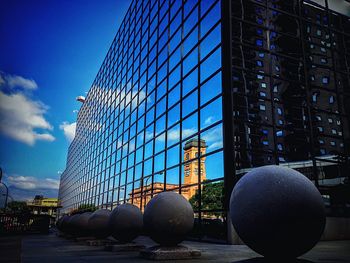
[229,0,350,219]
[59,0,350,242]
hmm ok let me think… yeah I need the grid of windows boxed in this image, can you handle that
[59,0,226,241]
[230,0,350,215]
[59,0,350,243]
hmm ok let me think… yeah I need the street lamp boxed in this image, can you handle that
[0,167,9,210]
[142,172,163,209]
[143,176,152,209]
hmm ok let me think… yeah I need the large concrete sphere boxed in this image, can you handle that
[229,165,326,259]
[88,209,111,238]
[144,192,194,246]
[109,204,143,243]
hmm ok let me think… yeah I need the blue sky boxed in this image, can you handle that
[0,0,131,201]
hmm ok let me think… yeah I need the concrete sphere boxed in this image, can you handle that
[66,214,80,235]
[60,215,71,233]
[88,209,111,238]
[75,212,92,237]
[144,192,194,246]
[109,204,143,243]
[229,165,326,259]
[56,216,65,231]
[69,214,82,236]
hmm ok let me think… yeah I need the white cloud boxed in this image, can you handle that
[7,75,38,90]
[204,116,215,125]
[34,133,55,141]
[0,91,55,145]
[167,129,181,141]
[207,141,223,150]
[202,126,223,151]
[145,130,154,140]
[0,75,5,86]
[154,128,197,143]
[0,72,38,90]
[7,175,60,190]
[89,84,146,110]
[59,122,76,142]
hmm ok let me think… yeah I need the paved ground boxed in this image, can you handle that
[1,233,349,262]
[0,236,22,263]
[15,233,350,263]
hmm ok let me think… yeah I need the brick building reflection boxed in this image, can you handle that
[131,139,207,210]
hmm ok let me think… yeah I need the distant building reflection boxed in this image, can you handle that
[131,139,207,210]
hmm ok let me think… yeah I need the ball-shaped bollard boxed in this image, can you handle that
[144,192,194,246]
[88,209,111,239]
[68,214,82,236]
[109,204,143,243]
[63,215,72,233]
[60,215,71,233]
[65,214,79,235]
[56,216,65,231]
[229,165,326,259]
[76,212,92,237]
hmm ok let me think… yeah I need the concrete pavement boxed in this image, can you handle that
[16,234,350,263]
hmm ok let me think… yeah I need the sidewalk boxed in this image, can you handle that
[16,234,350,263]
[0,236,21,263]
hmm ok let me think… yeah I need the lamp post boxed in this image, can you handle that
[0,167,9,210]
[142,172,163,210]
[143,176,152,210]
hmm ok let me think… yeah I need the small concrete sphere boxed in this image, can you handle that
[88,209,111,238]
[66,214,80,235]
[60,215,71,233]
[56,216,65,231]
[229,165,326,259]
[109,204,143,243]
[75,212,92,237]
[144,192,194,246]
[69,214,82,236]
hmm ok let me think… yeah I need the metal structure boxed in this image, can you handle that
[0,213,51,235]
[59,0,350,242]
[0,167,9,210]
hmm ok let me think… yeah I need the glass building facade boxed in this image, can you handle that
[59,0,350,242]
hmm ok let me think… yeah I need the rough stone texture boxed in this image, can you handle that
[88,209,111,239]
[140,245,201,260]
[144,192,194,246]
[109,204,143,243]
[229,165,326,259]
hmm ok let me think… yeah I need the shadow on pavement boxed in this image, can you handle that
[232,257,314,263]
